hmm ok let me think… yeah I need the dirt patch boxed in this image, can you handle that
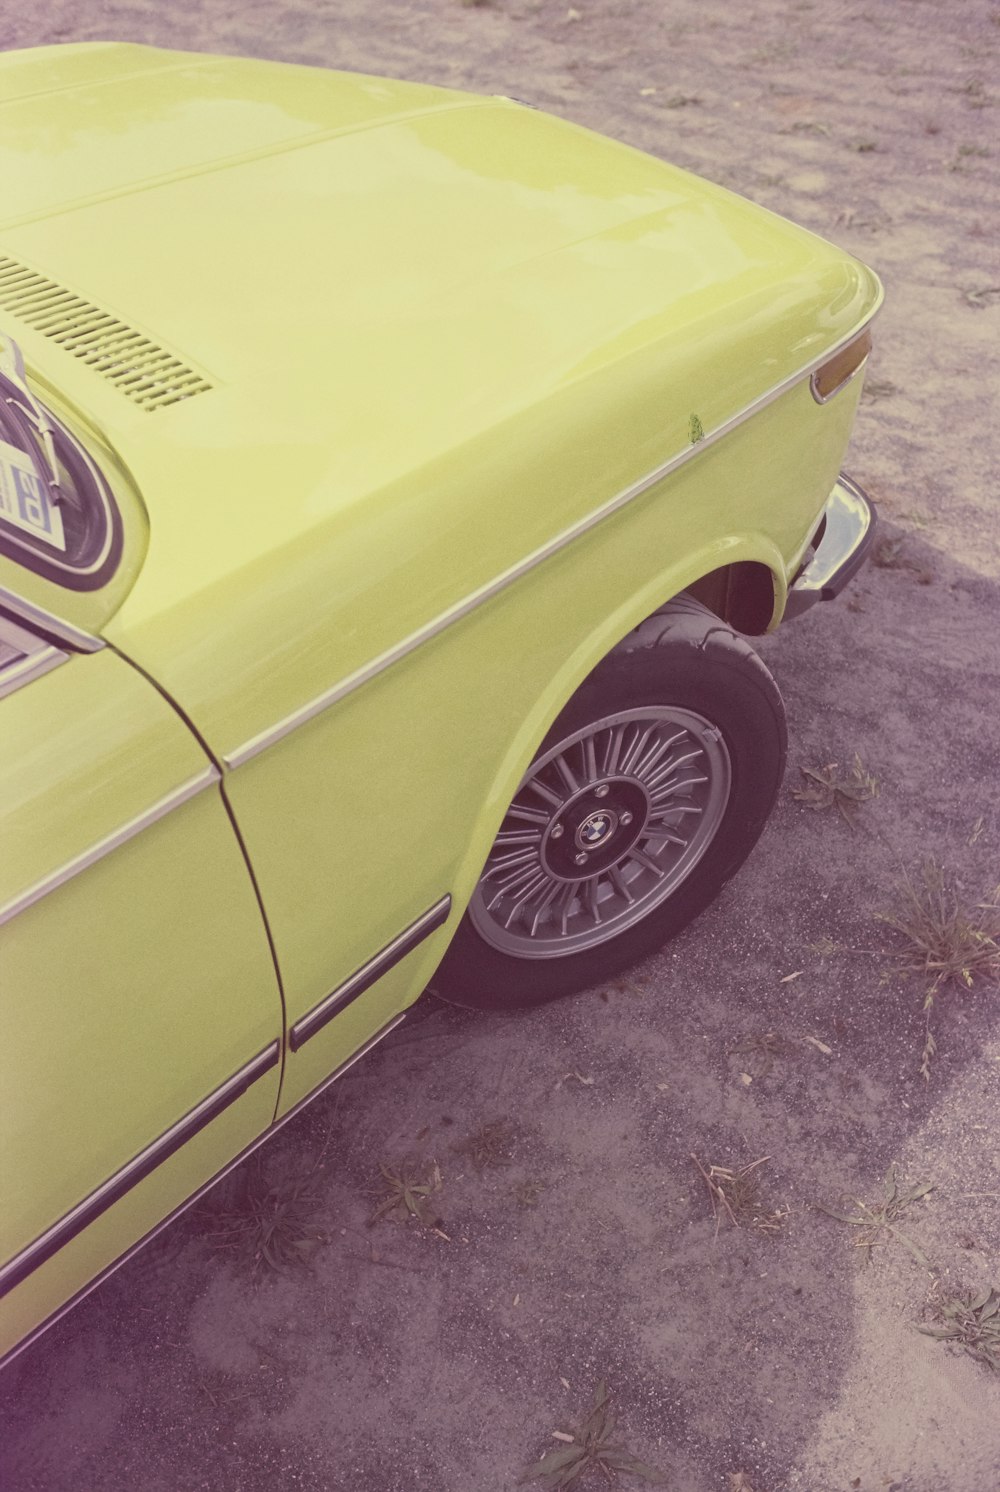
[3,2,1000,1489]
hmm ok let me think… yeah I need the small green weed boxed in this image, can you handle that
[369,1159,444,1228]
[950,144,992,171]
[817,1163,933,1267]
[196,1154,326,1274]
[521,1381,666,1488]
[957,77,990,107]
[792,754,878,826]
[916,1287,1000,1370]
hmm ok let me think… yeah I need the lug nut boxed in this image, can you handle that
[550,823,564,839]
[620,811,633,826]
[594,784,609,798]
[574,852,589,866]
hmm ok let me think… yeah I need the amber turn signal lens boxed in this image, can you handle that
[810,327,873,403]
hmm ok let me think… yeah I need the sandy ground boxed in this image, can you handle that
[2,2,1000,1489]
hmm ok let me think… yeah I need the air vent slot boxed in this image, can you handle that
[0,257,212,411]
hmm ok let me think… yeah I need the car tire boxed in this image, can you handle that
[433,594,786,1009]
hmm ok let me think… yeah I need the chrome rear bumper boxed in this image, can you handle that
[784,473,877,622]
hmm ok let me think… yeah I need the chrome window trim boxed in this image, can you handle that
[224,304,883,771]
[290,896,452,1051]
[0,641,65,698]
[0,1010,406,1373]
[0,1039,281,1301]
[0,582,103,652]
[0,765,220,928]
[0,612,67,699]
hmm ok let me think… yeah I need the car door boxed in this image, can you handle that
[0,617,283,1367]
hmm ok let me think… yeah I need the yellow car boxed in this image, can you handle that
[0,42,880,1368]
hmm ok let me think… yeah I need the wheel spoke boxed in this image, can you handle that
[583,734,598,784]
[585,877,603,926]
[609,865,635,905]
[526,776,565,809]
[649,804,703,821]
[645,748,703,791]
[558,882,581,937]
[483,847,538,879]
[633,729,686,780]
[619,724,655,776]
[650,773,709,804]
[528,880,563,937]
[494,828,544,847]
[629,847,664,876]
[602,724,627,777]
[485,861,543,906]
[507,803,551,826]
[640,826,688,848]
[503,872,551,929]
[553,751,579,794]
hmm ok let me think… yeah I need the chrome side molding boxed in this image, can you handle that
[0,1010,407,1373]
[0,766,221,929]
[290,896,452,1050]
[0,1040,281,1300]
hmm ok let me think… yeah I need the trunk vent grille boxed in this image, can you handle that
[0,257,213,411]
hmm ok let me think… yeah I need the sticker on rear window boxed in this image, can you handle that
[0,438,66,551]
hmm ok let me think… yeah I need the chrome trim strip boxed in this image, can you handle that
[0,1040,281,1301]
[0,583,103,652]
[0,1012,406,1371]
[0,766,220,928]
[224,305,883,771]
[0,641,65,699]
[0,613,68,699]
[290,897,452,1050]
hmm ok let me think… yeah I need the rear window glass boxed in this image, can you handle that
[0,334,121,591]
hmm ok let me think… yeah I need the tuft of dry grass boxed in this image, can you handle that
[817,1163,934,1267]
[520,1381,665,1488]
[861,377,899,402]
[916,1287,1000,1370]
[962,284,1000,308]
[691,1155,789,1236]
[792,754,878,826]
[728,1030,790,1079]
[513,1177,545,1209]
[195,1154,327,1275]
[452,1118,518,1172]
[878,860,1000,1077]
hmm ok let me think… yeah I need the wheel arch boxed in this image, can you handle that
[438,535,786,941]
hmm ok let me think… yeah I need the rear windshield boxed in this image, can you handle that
[0,333,121,591]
